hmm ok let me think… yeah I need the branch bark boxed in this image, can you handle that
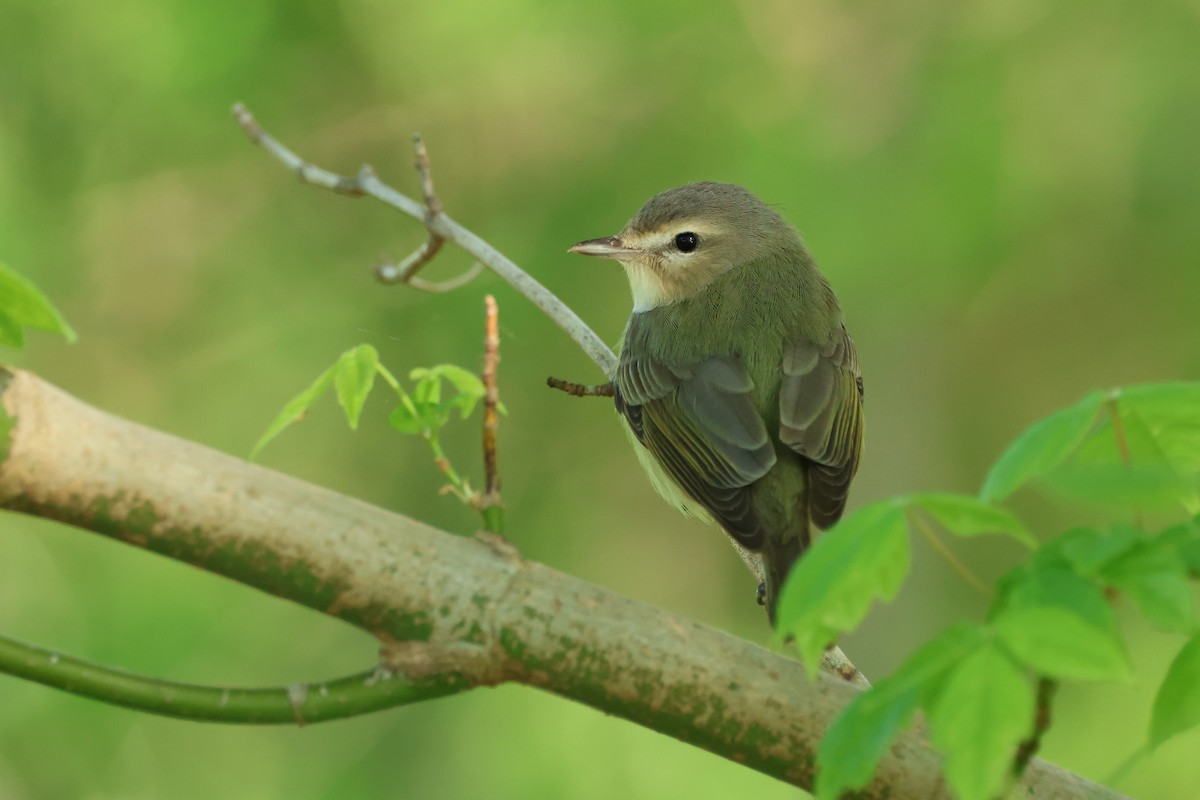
[0,368,1124,799]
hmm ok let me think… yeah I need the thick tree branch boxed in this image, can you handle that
[231,103,617,377]
[0,369,1124,799]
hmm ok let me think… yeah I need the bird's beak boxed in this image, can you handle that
[568,236,640,261]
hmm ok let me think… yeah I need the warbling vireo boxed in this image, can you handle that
[570,182,864,622]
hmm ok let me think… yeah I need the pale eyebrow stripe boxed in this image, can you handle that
[630,223,719,250]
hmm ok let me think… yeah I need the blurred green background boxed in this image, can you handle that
[2,0,1198,797]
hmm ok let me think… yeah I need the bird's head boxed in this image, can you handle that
[569,182,795,312]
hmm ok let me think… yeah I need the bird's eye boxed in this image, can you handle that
[674,232,699,253]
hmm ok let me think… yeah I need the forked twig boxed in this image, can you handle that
[231,103,617,376]
[373,134,468,292]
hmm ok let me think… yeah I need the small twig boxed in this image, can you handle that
[374,246,483,290]
[427,435,471,504]
[232,104,367,197]
[479,295,504,534]
[377,259,484,294]
[1012,678,1059,782]
[375,236,445,284]
[0,632,464,724]
[372,133,449,288]
[547,377,615,398]
[233,103,617,377]
[412,133,442,216]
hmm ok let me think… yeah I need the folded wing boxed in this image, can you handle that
[615,354,776,548]
[778,325,864,529]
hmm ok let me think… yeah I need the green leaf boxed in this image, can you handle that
[250,364,337,460]
[1064,386,1200,512]
[907,492,1035,547]
[1183,540,1200,575]
[996,606,1129,681]
[927,643,1035,800]
[0,262,77,345]
[992,567,1130,681]
[980,390,1104,502]
[1125,384,1200,513]
[1038,462,1199,510]
[1040,524,1140,576]
[815,625,985,800]
[1039,524,1196,633]
[412,372,442,407]
[1122,383,1200,475]
[410,364,488,421]
[388,401,434,435]
[776,500,910,674]
[1071,400,1172,468]
[1157,518,1200,574]
[1149,633,1200,749]
[442,391,482,420]
[1102,542,1194,633]
[332,345,379,430]
[0,311,24,347]
[816,683,919,800]
[412,364,485,398]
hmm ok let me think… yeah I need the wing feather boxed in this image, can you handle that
[616,353,775,547]
[779,326,864,529]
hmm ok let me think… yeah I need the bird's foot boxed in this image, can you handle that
[756,581,766,606]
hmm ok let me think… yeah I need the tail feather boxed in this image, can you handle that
[762,529,806,626]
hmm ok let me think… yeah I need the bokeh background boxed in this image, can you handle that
[2,0,1198,797]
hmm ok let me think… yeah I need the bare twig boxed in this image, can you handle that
[232,103,617,377]
[232,104,368,197]
[374,233,444,285]
[479,295,503,534]
[412,133,442,216]
[377,259,484,294]
[373,133,448,288]
[546,377,615,398]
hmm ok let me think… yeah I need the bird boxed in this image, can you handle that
[569,182,864,623]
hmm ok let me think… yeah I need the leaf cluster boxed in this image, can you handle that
[776,384,1200,800]
[251,344,498,512]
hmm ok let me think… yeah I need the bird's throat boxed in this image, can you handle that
[623,263,673,312]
